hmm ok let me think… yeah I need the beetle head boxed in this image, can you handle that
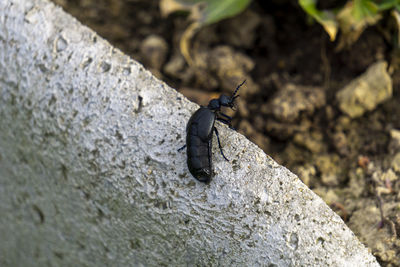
[208,95,233,110]
[219,95,232,107]
[208,80,246,110]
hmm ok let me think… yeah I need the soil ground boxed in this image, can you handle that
[53,0,400,265]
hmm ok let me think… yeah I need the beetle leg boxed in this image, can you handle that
[213,127,229,162]
[177,144,186,152]
[219,113,232,120]
[208,138,213,176]
[217,117,235,130]
[217,117,230,125]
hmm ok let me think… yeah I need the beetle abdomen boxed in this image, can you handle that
[186,134,212,182]
[185,107,216,182]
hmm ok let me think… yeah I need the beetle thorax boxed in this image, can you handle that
[208,99,220,110]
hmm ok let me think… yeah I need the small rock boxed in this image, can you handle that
[377,250,397,263]
[312,188,339,205]
[388,129,400,154]
[335,116,352,131]
[164,52,194,83]
[293,131,325,153]
[325,189,340,205]
[209,46,255,73]
[295,164,317,187]
[321,173,339,187]
[266,117,312,140]
[332,131,349,156]
[267,83,326,122]
[140,35,168,70]
[382,169,397,183]
[164,52,185,77]
[220,10,261,48]
[207,46,259,97]
[336,61,392,118]
[315,154,344,186]
[369,168,396,196]
[347,168,367,198]
[391,152,400,172]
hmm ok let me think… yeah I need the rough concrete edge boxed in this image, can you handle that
[0,0,378,266]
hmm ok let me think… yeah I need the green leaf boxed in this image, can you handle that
[352,0,378,20]
[201,0,252,25]
[298,0,338,40]
[377,0,399,11]
[336,1,381,49]
[162,0,252,25]
[299,0,319,17]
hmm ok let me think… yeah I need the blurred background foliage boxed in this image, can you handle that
[299,0,400,48]
[160,0,400,62]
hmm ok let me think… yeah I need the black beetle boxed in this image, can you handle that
[179,80,246,183]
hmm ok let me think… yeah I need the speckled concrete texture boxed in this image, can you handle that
[0,0,379,266]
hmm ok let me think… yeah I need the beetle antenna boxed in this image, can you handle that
[230,80,246,102]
